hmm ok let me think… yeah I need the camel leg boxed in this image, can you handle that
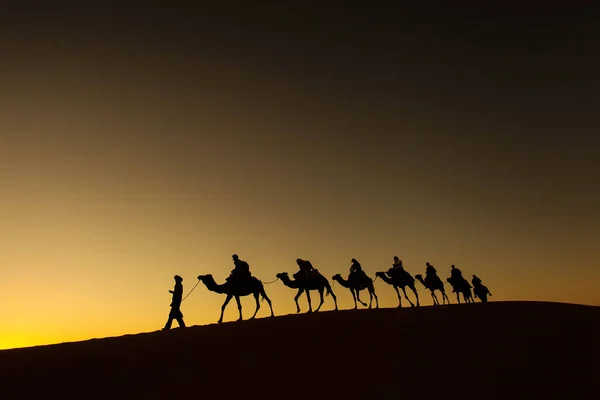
[315,288,325,312]
[293,289,303,313]
[250,292,260,319]
[355,289,367,307]
[350,289,358,309]
[367,288,373,309]
[327,284,338,311]
[393,286,402,307]
[305,289,314,313]
[371,286,379,308]
[260,288,275,316]
[409,284,420,306]
[219,294,233,324]
[235,295,243,321]
[442,290,450,304]
[431,290,439,305]
[456,293,461,304]
[401,286,415,307]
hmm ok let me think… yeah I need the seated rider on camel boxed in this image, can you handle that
[389,256,415,285]
[390,256,404,275]
[348,258,368,286]
[226,254,252,283]
[424,262,439,285]
[448,264,465,292]
[294,258,316,281]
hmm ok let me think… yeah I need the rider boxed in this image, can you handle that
[226,254,252,282]
[391,256,403,272]
[449,265,463,292]
[425,262,437,277]
[348,258,367,286]
[295,258,315,281]
[471,275,482,287]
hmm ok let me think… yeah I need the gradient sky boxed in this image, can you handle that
[1,2,599,350]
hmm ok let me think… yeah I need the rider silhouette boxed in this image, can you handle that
[294,258,315,281]
[472,275,492,301]
[425,262,437,277]
[348,258,367,286]
[226,254,252,283]
[391,256,403,273]
[449,265,463,292]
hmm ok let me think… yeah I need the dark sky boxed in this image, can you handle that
[1,2,599,348]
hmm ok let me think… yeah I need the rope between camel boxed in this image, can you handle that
[261,277,280,285]
[181,279,201,301]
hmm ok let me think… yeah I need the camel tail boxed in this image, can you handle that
[260,288,267,302]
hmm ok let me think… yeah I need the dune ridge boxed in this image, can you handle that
[1,301,598,399]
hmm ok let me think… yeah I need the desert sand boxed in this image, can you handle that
[1,301,598,399]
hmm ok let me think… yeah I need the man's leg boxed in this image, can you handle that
[163,317,173,331]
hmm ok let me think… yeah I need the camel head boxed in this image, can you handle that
[275,272,289,279]
[415,274,423,279]
[375,271,386,278]
[331,273,342,280]
[197,274,212,281]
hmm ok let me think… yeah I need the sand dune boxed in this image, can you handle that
[1,301,598,399]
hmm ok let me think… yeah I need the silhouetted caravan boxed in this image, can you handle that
[197,254,274,323]
[446,265,474,303]
[375,257,420,307]
[331,258,378,309]
[276,259,338,313]
[472,275,492,302]
[163,275,186,331]
[414,273,450,305]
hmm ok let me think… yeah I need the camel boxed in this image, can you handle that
[331,273,379,309]
[275,271,338,313]
[414,274,450,305]
[374,269,420,307]
[197,274,274,324]
[473,283,492,302]
[446,277,475,303]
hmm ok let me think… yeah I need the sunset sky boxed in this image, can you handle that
[1,3,598,350]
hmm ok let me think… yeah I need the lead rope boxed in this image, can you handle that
[181,279,201,302]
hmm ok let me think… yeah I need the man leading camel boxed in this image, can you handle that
[163,275,186,331]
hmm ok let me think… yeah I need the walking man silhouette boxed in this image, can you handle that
[163,275,186,331]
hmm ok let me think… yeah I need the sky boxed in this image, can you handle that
[1,2,599,350]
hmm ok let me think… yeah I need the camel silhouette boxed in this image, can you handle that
[331,273,379,309]
[374,269,420,307]
[473,282,492,302]
[275,271,338,313]
[446,277,475,303]
[414,274,450,305]
[197,274,274,324]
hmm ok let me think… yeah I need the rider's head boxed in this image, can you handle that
[174,275,183,282]
[451,265,455,269]
[351,258,357,263]
[232,254,239,260]
[393,256,400,262]
[296,258,303,265]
